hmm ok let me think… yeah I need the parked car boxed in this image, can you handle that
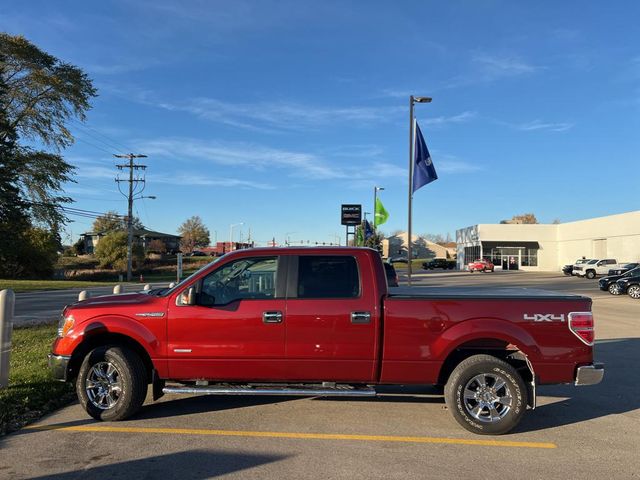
[49,247,603,435]
[467,259,494,273]
[383,262,399,287]
[562,258,591,276]
[608,262,639,276]
[598,267,640,295]
[615,270,640,299]
[388,256,408,264]
[423,258,456,270]
[573,259,619,279]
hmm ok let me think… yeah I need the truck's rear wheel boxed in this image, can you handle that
[77,346,148,421]
[444,354,527,435]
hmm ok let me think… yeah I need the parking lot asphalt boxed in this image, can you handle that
[2,271,639,479]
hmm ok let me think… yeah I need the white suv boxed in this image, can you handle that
[573,259,619,279]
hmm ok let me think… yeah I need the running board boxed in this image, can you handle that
[162,384,377,397]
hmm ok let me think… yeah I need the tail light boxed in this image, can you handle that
[568,312,595,345]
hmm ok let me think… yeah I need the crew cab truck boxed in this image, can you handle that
[573,259,619,279]
[49,247,603,435]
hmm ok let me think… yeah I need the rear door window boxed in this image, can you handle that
[297,256,360,298]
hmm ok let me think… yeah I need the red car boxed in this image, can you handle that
[468,259,494,272]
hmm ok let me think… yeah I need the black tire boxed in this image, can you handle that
[444,354,527,435]
[76,346,148,421]
[586,270,596,279]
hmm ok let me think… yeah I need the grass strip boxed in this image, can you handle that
[0,323,74,435]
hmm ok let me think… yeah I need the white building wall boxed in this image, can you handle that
[556,210,640,265]
[456,210,640,272]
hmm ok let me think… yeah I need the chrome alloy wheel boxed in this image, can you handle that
[608,283,621,295]
[462,373,513,423]
[628,285,640,299]
[85,361,122,410]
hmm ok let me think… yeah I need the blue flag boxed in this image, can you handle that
[412,121,438,193]
[364,220,374,240]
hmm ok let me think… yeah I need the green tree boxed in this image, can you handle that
[178,216,210,253]
[94,231,144,272]
[0,33,97,230]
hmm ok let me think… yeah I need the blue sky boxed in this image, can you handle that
[3,1,639,246]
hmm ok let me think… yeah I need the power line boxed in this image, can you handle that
[69,118,135,154]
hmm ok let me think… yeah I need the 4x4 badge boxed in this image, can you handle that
[524,313,566,322]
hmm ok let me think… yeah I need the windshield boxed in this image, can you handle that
[161,256,224,296]
[623,267,640,277]
[587,260,598,264]
[576,259,590,264]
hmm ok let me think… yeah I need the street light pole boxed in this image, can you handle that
[407,96,432,286]
[229,222,243,252]
[373,186,384,228]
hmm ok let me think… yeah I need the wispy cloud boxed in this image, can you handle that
[423,111,477,126]
[135,92,404,132]
[432,153,482,174]
[472,54,544,78]
[151,173,274,190]
[514,120,574,132]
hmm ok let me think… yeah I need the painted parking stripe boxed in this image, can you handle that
[25,424,556,449]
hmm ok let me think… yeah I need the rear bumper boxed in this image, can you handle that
[48,354,71,381]
[575,363,604,386]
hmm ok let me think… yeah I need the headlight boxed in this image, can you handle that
[57,314,75,337]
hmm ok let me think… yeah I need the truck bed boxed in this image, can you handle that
[388,286,588,300]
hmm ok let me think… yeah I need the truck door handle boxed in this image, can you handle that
[263,311,283,323]
[351,311,371,324]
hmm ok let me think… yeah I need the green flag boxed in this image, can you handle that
[355,224,364,246]
[374,198,389,226]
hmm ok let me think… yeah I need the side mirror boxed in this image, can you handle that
[178,287,197,306]
[187,287,196,305]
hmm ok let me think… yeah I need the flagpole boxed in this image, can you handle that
[408,95,432,287]
[408,96,415,286]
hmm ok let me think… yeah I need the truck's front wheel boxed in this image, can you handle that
[77,346,148,421]
[444,354,527,435]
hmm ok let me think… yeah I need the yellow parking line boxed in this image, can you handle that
[25,424,556,449]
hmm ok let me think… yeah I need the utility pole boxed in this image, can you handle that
[115,153,148,282]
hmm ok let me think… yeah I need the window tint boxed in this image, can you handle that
[200,257,278,305]
[297,256,359,299]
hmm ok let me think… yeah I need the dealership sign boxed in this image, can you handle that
[341,204,362,225]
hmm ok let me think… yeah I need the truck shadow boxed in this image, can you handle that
[517,337,639,433]
[135,395,297,421]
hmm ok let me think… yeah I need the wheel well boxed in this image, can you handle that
[68,333,154,383]
[437,339,534,397]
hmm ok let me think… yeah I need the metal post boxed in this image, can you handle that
[373,187,378,228]
[0,289,15,388]
[408,95,415,286]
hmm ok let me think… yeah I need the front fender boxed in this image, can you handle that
[55,314,162,360]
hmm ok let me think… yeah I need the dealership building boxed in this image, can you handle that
[456,210,640,272]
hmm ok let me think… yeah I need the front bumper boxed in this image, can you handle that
[575,363,605,386]
[48,354,71,381]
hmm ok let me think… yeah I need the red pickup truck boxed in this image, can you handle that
[49,247,603,435]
